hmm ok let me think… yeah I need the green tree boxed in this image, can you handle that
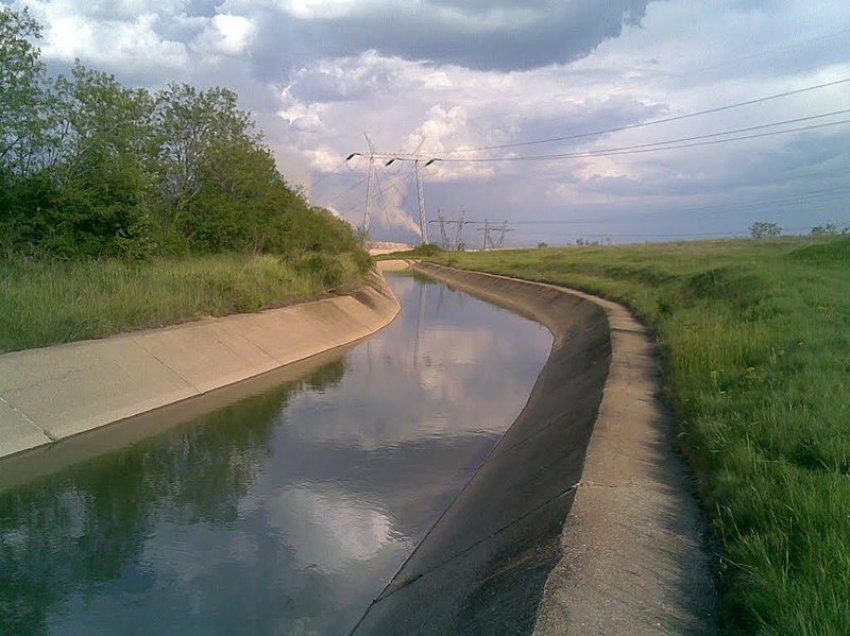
[0,7,63,256]
[0,6,54,177]
[810,223,838,236]
[187,136,290,253]
[749,221,782,239]
[153,84,258,244]
[45,64,158,257]
[0,8,366,262]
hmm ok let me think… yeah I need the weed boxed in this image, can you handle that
[433,236,850,633]
[0,252,369,352]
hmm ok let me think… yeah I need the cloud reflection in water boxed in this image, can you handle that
[0,274,551,635]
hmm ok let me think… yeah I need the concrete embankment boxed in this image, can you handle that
[353,262,717,635]
[0,269,399,460]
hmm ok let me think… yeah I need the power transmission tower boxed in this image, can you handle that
[384,154,439,245]
[436,210,449,248]
[453,211,467,250]
[345,132,377,240]
[476,219,513,250]
[479,219,490,250]
[493,221,513,248]
[415,159,429,245]
[428,211,468,250]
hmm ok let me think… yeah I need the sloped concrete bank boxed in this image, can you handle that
[0,270,399,460]
[352,262,717,635]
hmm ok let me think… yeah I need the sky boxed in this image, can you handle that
[11,0,850,245]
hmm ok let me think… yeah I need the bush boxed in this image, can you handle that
[291,253,346,289]
[405,243,442,257]
[351,248,374,274]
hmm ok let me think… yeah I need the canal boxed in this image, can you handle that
[0,273,552,635]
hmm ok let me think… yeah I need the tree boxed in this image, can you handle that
[153,83,257,238]
[0,6,53,177]
[575,237,600,246]
[749,221,782,239]
[810,223,838,236]
[0,8,365,262]
[46,63,158,257]
[0,7,63,255]
[187,136,290,253]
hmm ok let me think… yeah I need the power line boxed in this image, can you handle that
[336,168,415,218]
[443,186,849,228]
[432,77,850,155]
[434,116,850,163]
[312,84,850,232]
[371,168,416,228]
[643,186,850,218]
[434,187,848,243]
[307,156,354,191]
[515,225,822,242]
[318,175,369,208]
[305,34,850,213]
[659,28,850,81]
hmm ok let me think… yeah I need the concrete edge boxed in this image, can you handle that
[0,268,400,461]
[351,262,717,635]
[523,281,721,634]
[352,261,609,634]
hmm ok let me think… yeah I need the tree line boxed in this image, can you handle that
[1,7,359,260]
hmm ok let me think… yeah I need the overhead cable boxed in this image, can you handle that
[437,77,850,154]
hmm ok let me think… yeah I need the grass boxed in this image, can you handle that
[0,252,370,353]
[431,236,850,634]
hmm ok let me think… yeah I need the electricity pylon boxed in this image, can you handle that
[477,220,513,250]
[384,154,439,244]
[345,132,377,240]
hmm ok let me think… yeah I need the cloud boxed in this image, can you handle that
[33,10,188,73]
[193,13,256,56]
[249,0,654,72]
[16,0,850,243]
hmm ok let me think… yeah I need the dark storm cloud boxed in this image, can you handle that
[250,0,654,79]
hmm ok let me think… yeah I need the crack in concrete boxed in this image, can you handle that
[130,336,203,394]
[0,395,55,442]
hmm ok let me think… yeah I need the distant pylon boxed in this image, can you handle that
[415,159,429,245]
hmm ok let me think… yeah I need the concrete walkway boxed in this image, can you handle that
[532,287,718,635]
[0,270,399,460]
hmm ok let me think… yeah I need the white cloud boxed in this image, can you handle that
[273,0,364,20]
[15,0,850,242]
[25,1,189,72]
[195,13,256,56]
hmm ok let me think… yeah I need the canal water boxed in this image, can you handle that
[0,274,552,635]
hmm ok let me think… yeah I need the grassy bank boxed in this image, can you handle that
[430,237,850,634]
[0,252,371,353]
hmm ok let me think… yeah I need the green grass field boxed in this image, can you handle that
[432,237,850,634]
[0,252,370,353]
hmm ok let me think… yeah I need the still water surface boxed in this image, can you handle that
[0,274,551,635]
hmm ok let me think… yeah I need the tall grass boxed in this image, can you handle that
[0,252,370,353]
[434,237,850,634]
